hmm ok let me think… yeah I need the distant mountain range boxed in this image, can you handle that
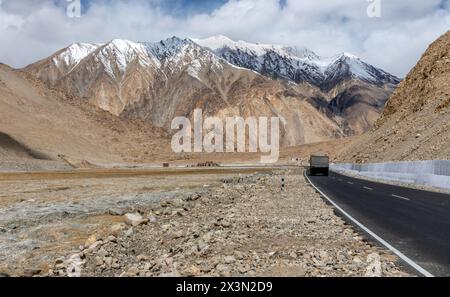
[24,36,401,146]
[194,35,400,91]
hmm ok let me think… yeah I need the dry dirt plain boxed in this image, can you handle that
[0,167,410,277]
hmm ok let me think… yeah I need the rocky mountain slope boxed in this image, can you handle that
[24,36,400,146]
[339,31,450,162]
[0,63,170,165]
[193,35,400,91]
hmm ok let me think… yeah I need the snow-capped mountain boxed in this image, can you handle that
[52,42,100,71]
[23,36,401,145]
[193,35,400,91]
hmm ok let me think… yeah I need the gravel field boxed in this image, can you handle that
[25,168,411,277]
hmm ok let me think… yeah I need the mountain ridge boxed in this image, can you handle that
[22,35,400,146]
[193,35,401,91]
[29,36,400,91]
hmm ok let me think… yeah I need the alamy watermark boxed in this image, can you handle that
[66,0,81,18]
[171,109,280,164]
[367,0,382,18]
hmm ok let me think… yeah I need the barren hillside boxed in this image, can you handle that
[339,31,450,163]
[0,64,170,166]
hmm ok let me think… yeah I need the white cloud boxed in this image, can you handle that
[0,0,448,77]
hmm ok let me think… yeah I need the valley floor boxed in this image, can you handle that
[0,167,410,277]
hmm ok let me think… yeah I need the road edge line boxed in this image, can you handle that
[304,171,434,277]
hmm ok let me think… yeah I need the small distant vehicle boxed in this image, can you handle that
[309,153,329,176]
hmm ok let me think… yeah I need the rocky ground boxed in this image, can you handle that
[0,168,253,276]
[45,169,410,277]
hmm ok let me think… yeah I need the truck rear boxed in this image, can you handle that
[309,153,330,176]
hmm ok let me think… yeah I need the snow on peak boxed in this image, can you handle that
[49,36,399,87]
[281,46,320,61]
[191,35,373,68]
[192,35,319,60]
[103,39,152,61]
[106,39,145,54]
[191,35,236,51]
[145,36,194,59]
[54,42,101,69]
[52,37,221,80]
[340,52,359,60]
[145,37,226,79]
[88,39,158,77]
[192,35,400,87]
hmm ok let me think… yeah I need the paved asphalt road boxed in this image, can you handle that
[307,170,450,276]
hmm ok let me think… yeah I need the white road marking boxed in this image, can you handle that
[392,194,410,201]
[338,179,343,182]
[304,171,433,277]
[347,182,354,185]
[363,186,373,191]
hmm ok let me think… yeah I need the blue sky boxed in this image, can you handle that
[156,0,229,15]
[59,0,231,16]
[0,0,449,76]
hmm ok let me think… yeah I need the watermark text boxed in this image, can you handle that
[171,109,280,163]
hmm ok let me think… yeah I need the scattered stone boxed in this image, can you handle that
[95,256,103,266]
[221,220,232,228]
[161,224,171,232]
[124,228,134,237]
[110,223,126,236]
[109,209,125,216]
[182,265,201,276]
[215,264,230,276]
[90,240,103,248]
[173,208,185,216]
[104,257,113,266]
[84,235,97,247]
[365,253,382,277]
[106,235,117,243]
[171,199,185,208]
[224,256,236,264]
[136,254,149,262]
[172,230,184,239]
[142,262,154,271]
[187,194,201,201]
[97,247,108,258]
[125,267,140,276]
[66,254,84,277]
[124,213,147,227]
